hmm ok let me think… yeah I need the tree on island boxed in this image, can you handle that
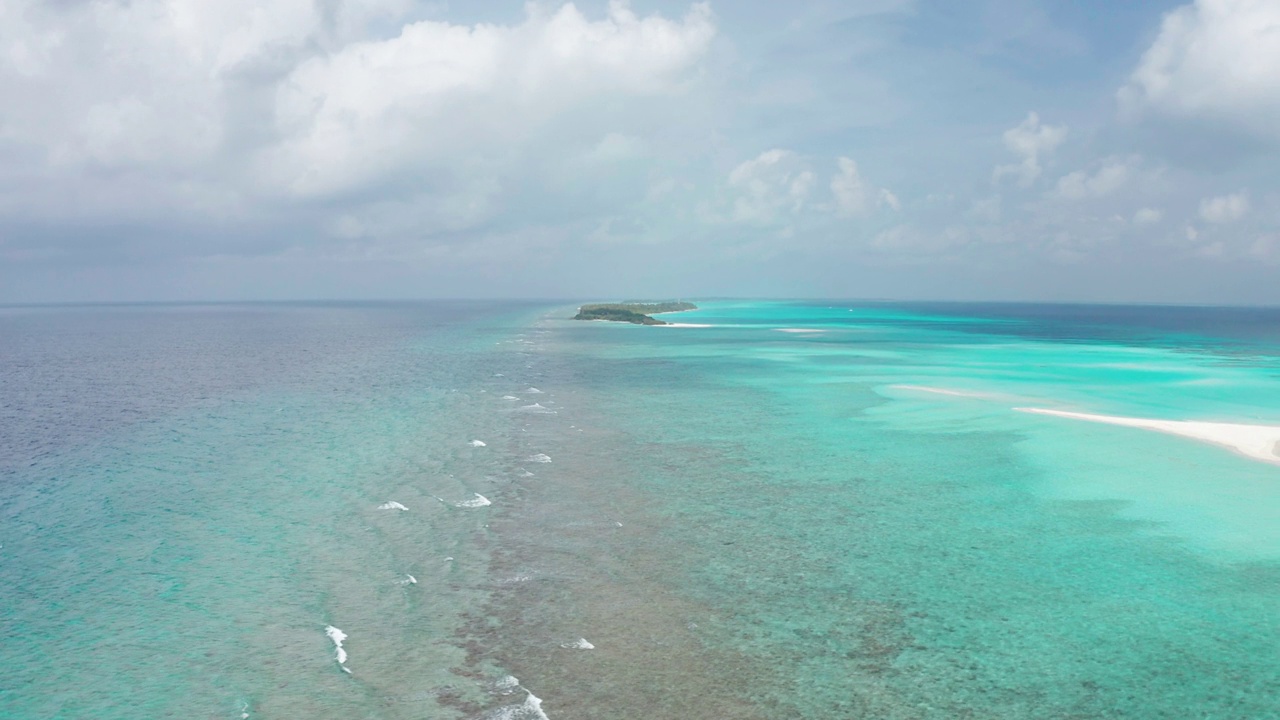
[573,302,697,325]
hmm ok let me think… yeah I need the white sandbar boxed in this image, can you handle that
[1017,408,1280,466]
[892,384,989,398]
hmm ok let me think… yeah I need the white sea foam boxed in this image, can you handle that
[503,395,520,400]
[659,323,713,328]
[525,387,544,394]
[456,493,492,508]
[484,692,550,720]
[1017,408,1280,466]
[560,638,595,650]
[519,403,556,413]
[528,453,552,463]
[378,501,408,511]
[774,328,826,333]
[518,469,536,477]
[494,675,521,694]
[396,574,418,585]
[325,625,351,672]
[470,440,488,447]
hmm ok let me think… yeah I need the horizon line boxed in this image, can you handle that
[4,297,1280,310]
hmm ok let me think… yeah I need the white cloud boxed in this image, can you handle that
[726,149,816,223]
[0,0,717,227]
[870,225,969,255]
[1199,192,1249,223]
[584,133,645,163]
[1133,207,1163,225]
[720,152,897,225]
[831,157,897,216]
[1121,0,1280,139]
[993,112,1068,186]
[1250,235,1279,262]
[264,1,716,196]
[1186,225,1200,241]
[1055,158,1134,200]
[1195,240,1227,258]
[1,0,406,175]
[970,195,1002,222]
[831,157,870,216]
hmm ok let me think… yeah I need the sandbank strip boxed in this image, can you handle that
[1017,407,1280,466]
[891,384,991,399]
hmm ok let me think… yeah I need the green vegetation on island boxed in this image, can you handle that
[573,301,698,325]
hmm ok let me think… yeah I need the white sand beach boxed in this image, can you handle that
[1017,408,1280,466]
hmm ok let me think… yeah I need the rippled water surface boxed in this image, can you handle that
[2,301,1278,718]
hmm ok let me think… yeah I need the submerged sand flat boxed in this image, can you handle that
[1018,408,1280,466]
[892,384,992,398]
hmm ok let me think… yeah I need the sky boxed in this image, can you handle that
[1,0,1277,304]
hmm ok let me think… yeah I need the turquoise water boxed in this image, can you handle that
[2,301,1278,718]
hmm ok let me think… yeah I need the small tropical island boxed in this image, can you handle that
[573,302,698,325]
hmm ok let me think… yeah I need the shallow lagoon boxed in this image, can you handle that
[2,300,1277,718]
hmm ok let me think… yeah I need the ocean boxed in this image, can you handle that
[2,300,1278,719]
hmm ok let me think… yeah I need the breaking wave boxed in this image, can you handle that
[325,626,351,673]
[484,692,550,720]
[456,493,492,508]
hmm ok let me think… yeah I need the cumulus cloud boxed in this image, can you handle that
[0,0,716,236]
[1250,235,1279,262]
[831,157,898,216]
[1,0,402,174]
[1133,207,1163,225]
[869,225,969,256]
[1055,157,1135,200]
[993,112,1068,186]
[265,1,716,196]
[1121,0,1280,139]
[969,195,1002,223]
[721,152,896,224]
[726,150,816,223]
[1195,240,1227,258]
[1199,192,1249,223]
